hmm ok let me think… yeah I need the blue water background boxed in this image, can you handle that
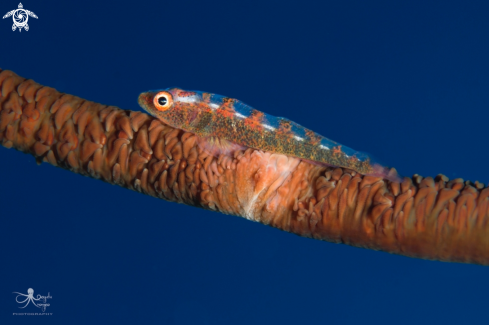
[1,0,489,324]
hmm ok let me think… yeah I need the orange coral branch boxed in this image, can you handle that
[1,68,488,265]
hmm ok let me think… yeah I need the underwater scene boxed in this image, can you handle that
[1,0,489,324]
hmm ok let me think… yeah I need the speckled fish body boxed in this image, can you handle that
[138,88,396,179]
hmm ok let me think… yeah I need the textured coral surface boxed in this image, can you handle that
[1,68,489,265]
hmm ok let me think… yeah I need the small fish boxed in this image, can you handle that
[138,88,399,181]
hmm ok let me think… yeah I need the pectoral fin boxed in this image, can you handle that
[196,136,246,158]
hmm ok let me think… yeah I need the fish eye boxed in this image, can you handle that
[154,91,173,111]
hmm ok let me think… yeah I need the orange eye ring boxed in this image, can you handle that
[153,91,173,111]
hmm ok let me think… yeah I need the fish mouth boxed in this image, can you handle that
[138,92,154,111]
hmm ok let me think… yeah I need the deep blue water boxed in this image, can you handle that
[1,0,489,324]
